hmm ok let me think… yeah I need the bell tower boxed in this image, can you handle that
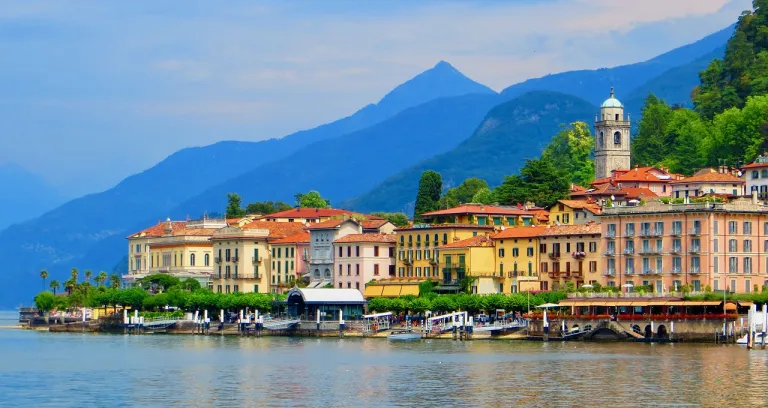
[594,87,631,180]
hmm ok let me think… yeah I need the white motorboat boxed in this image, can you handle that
[736,332,767,345]
[387,330,422,341]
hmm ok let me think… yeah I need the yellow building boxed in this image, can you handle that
[210,221,305,294]
[538,224,602,291]
[419,203,539,227]
[436,235,499,294]
[548,200,601,225]
[393,224,495,280]
[492,226,548,293]
[124,217,226,289]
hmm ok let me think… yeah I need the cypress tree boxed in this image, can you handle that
[414,170,442,221]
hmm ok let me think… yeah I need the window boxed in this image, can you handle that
[347,282,351,289]
[217,285,222,293]
[607,224,616,237]
[347,246,351,257]
[746,279,752,293]
[576,242,585,252]
[389,247,394,257]
[654,222,664,235]
[754,170,760,179]
[498,248,505,258]
[744,222,752,235]
[613,131,621,145]
[527,247,534,257]
[589,261,597,272]
[625,223,635,236]
[540,243,547,253]
[374,246,379,257]
[290,247,294,258]
[204,254,210,266]
[763,169,768,178]
[190,253,196,266]
[356,264,360,276]
[729,221,738,234]
[588,242,597,252]
[729,257,738,273]
[729,239,738,252]
[347,264,351,276]
[713,256,718,274]
[338,265,343,276]
[745,257,753,274]
[356,246,360,256]
[374,264,380,276]
[625,258,634,274]
[745,240,753,253]
[713,239,719,253]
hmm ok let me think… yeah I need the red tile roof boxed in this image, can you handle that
[304,218,359,230]
[395,223,496,232]
[669,170,744,184]
[420,204,534,217]
[539,224,601,237]
[743,162,768,169]
[271,231,311,244]
[128,220,220,239]
[492,226,548,239]
[258,208,384,221]
[620,187,658,200]
[556,200,602,215]
[241,221,306,238]
[437,235,494,249]
[334,233,396,244]
[361,219,390,229]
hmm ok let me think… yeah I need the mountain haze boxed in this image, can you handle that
[0,62,495,307]
[0,164,65,230]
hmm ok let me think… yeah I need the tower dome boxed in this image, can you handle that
[601,87,623,108]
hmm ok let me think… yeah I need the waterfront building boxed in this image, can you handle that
[436,235,498,294]
[599,197,768,294]
[538,224,602,291]
[270,231,311,283]
[306,218,364,287]
[332,233,396,293]
[285,288,366,320]
[594,88,631,180]
[210,221,306,294]
[492,226,548,293]
[419,203,539,227]
[743,153,768,200]
[592,167,683,198]
[570,182,658,206]
[669,168,745,198]
[548,200,601,225]
[124,217,226,288]
[258,208,371,224]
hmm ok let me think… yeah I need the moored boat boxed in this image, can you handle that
[387,330,422,341]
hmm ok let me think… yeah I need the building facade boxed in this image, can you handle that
[436,235,499,294]
[538,224,602,291]
[548,200,601,225]
[600,198,768,294]
[306,218,363,287]
[271,231,311,283]
[744,153,768,199]
[492,226,547,293]
[669,168,745,198]
[332,233,396,293]
[594,88,631,180]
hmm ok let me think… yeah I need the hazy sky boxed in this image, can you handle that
[0,0,751,196]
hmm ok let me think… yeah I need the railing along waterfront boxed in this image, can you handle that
[566,291,711,299]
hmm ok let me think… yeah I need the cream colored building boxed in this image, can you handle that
[124,217,226,288]
[210,221,305,294]
[333,233,396,293]
[669,168,746,198]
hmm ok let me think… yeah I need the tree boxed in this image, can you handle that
[471,187,494,204]
[40,269,48,291]
[96,271,108,287]
[70,268,79,284]
[245,200,292,215]
[414,170,442,221]
[295,191,331,208]
[226,193,247,218]
[541,121,595,187]
[664,109,711,174]
[84,270,92,285]
[494,157,570,208]
[438,177,489,208]
[49,280,60,295]
[35,291,56,323]
[109,274,121,289]
[370,212,410,228]
[64,279,75,295]
[630,95,674,167]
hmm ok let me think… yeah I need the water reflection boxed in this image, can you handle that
[1,329,768,407]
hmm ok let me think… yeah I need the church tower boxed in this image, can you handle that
[594,87,631,180]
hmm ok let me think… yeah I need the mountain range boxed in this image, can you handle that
[0,25,735,307]
[0,164,65,231]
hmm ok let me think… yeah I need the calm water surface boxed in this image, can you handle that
[1,310,767,407]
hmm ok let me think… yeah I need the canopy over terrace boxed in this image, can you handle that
[557,298,743,317]
[362,281,420,298]
[285,288,366,320]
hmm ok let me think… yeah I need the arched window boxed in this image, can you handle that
[613,131,621,145]
[762,169,768,178]
[408,235,413,245]
[339,282,343,288]
[400,235,404,245]
[434,234,438,244]
[416,235,421,245]
[347,282,351,288]
[190,253,196,266]
[204,254,210,266]
[314,269,320,278]
[599,132,604,148]
[324,268,330,278]
[753,171,760,179]
[443,233,448,244]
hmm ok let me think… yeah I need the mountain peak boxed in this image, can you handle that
[433,60,456,70]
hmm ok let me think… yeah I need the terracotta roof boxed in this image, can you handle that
[334,233,396,244]
[669,170,745,184]
[128,220,187,238]
[743,162,768,169]
[555,200,602,215]
[613,167,663,183]
[492,226,548,239]
[395,223,496,232]
[420,204,534,217]
[361,219,389,229]
[270,231,311,244]
[539,224,601,237]
[620,187,658,200]
[437,235,495,249]
[241,221,306,238]
[259,208,355,219]
[304,218,360,230]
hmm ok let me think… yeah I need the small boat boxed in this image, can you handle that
[388,330,422,341]
[736,332,767,345]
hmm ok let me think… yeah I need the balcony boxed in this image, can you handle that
[302,254,309,261]
[689,267,701,274]
[670,247,682,254]
[572,252,586,259]
[509,271,539,280]
[642,269,654,275]
[548,252,561,259]
[548,271,561,279]
[670,228,682,237]
[232,256,239,263]
[689,246,701,254]
[625,269,634,275]
[624,230,635,238]
[158,267,170,273]
[605,231,616,238]
[670,268,681,275]
[603,250,616,256]
[639,229,652,237]
[690,228,701,236]
[603,270,616,277]
[429,258,438,265]
[570,270,583,278]
[215,257,222,264]
[639,248,652,255]
[252,256,263,264]
[403,258,413,265]
[623,248,634,256]
[649,229,663,237]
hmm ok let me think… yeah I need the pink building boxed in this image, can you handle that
[599,197,768,294]
[333,233,396,293]
[270,231,311,287]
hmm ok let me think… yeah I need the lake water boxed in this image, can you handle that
[1,310,767,407]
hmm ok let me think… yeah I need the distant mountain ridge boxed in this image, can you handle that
[0,164,65,230]
[0,61,496,307]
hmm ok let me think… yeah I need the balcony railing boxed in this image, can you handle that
[623,249,634,255]
[252,256,263,264]
[670,228,682,236]
[429,258,438,265]
[650,229,663,237]
[508,271,539,279]
[689,267,701,274]
[548,252,561,259]
[670,247,682,254]
[690,228,701,236]
[604,250,616,256]
[690,246,701,254]
[625,269,634,275]
[570,270,583,278]
[639,229,651,237]
[603,270,616,277]
[215,257,222,264]
[232,256,239,263]
[572,252,586,259]
[670,268,681,275]
[443,263,466,269]
[605,231,616,238]
[624,230,635,238]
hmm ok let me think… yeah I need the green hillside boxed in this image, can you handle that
[344,91,597,213]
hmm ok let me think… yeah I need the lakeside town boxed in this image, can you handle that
[21,90,768,345]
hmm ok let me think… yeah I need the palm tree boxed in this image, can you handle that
[70,268,79,283]
[84,270,92,285]
[40,269,48,290]
[96,271,107,287]
[49,280,60,295]
[64,279,75,295]
[110,274,121,289]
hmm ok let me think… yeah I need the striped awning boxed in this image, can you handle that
[363,285,384,298]
[400,285,420,296]
[381,285,403,298]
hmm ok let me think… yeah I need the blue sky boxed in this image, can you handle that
[0,0,751,196]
